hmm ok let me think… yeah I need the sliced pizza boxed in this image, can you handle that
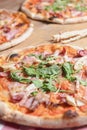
[21,0,87,24]
[52,28,87,43]
[0,44,87,128]
[0,9,33,51]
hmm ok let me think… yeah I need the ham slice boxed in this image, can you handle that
[0,72,8,77]
[22,55,41,65]
[11,92,24,103]
[4,29,19,41]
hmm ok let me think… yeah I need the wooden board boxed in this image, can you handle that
[0,0,87,56]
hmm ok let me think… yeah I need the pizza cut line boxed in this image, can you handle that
[0,44,87,128]
[0,9,33,51]
[21,0,87,24]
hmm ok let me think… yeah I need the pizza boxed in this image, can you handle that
[0,9,33,51]
[0,44,87,129]
[52,28,87,43]
[21,0,87,24]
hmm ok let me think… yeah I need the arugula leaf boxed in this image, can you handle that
[45,0,70,12]
[31,91,38,96]
[10,71,31,83]
[75,4,87,12]
[45,55,56,61]
[24,64,61,79]
[32,79,43,88]
[62,62,74,76]
[80,80,87,86]
[37,64,61,78]
[59,90,68,93]
[23,66,36,76]
[42,81,57,92]
[62,62,76,81]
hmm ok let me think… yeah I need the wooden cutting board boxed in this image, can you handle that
[0,0,87,55]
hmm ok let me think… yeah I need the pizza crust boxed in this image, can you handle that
[52,29,87,43]
[21,0,87,24]
[0,100,87,129]
[0,24,33,51]
[64,16,87,24]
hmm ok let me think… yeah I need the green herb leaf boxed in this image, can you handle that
[32,79,43,88]
[59,90,68,93]
[39,64,61,78]
[23,66,36,76]
[31,91,38,96]
[10,71,31,83]
[80,80,87,86]
[42,81,57,92]
[75,4,87,12]
[62,62,75,81]
[45,0,70,12]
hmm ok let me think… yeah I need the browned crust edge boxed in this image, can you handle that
[0,101,87,129]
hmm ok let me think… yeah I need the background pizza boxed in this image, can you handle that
[21,0,87,24]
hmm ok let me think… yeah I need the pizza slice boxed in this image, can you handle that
[52,29,87,43]
[21,0,87,24]
[0,44,87,128]
[0,9,33,51]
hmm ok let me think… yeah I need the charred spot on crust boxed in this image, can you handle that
[48,16,57,20]
[9,53,19,59]
[63,110,78,119]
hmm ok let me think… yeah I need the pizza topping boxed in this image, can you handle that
[4,29,19,41]
[66,95,85,107]
[2,62,16,70]
[3,26,11,33]
[63,110,78,119]
[10,71,31,83]
[75,3,87,12]
[16,23,25,27]
[45,0,70,12]
[20,96,39,111]
[78,50,87,57]
[0,45,87,115]
[20,92,50,111]
[0,36,7,44]
[0,72,8,77]
[10,92,24,103]
[62,62,76,82]
[74,56,87,70]
[0,10,30,44]
[22,55,40,65]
